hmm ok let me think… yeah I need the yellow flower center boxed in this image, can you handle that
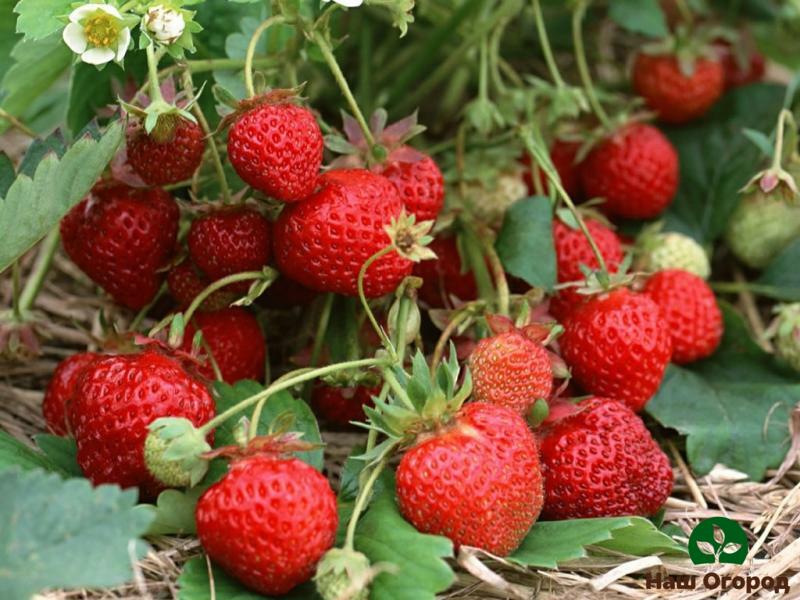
[83,12,120,48]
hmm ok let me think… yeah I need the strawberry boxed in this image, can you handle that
[412,236,477,308]
[181,307,266,383]
[127,116,204,186]
[580,123,678,219]
[643,269,723,364]
[632,53,724,124]
[715,40,765,89]
[636,230,710,279]
[381,150,445,222]
[167,259,238,312]
[273,169,412,298]
[552,217,624,313]
[522,139,582,199]
[724,188,800,269]
[227,100,323,202]
[559,288,671,412]
[396,402,544,556]
[469,320,553,415]
[42,352,99,436]
[539,397,673,519]
[61,183,179,309]
[188,207,271,293]
[196,451,338,595]
[311,384,377,427]
[69,348,215,499]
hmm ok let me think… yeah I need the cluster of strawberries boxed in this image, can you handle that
[38,36,764,597]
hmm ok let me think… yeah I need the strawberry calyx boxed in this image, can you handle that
[327,109,427,169]
[384,212,436,262]
[638,23,726,77]
[203,431,320,463]
[314,548,379,600]
[145,416,212,487]
[216,86,305,133]
[121,78,201,143]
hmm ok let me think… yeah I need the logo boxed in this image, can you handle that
[645,518,790,594]
[688,517,748,565]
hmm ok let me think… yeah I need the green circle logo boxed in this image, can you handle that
[688,517,748,565]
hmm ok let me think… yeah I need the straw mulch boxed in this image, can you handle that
[2,179,799,599]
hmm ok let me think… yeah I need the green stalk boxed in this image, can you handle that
[145,44,165,104]
[311,29,376,152]
[481,238,510,317]
[183,270,271,324]
[344,459,388,550]
[244,16,288,97]
[185,57,276,73]
[182,71,231,204]
[572,0,612,131]
[357,246,397,358]
[17,228,59,314]
[199,357,386,436]
[130,283,167,331]
[461,226,496,302]
[532,0,565,87]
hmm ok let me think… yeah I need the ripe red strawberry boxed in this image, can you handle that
[522,139,582,199]
[311,384,377,426]
[69,349,215,499]
[188,207,271,294]
[42,352,99,436]
[469,323,553,415]
[551,218,624,316]
[273,169,412,298]
[412,236,477,308]
[539,397,673,519]
[167,259,237,312]
[559,288,672,412]
[718,43,765,89]
[381,151,444,222]
[127,117,204,186]
[196,452,338,595]
[181,307,266,383]
[643,269,723,364]
[580,123,678,219]
[227,101,323,201]
[396,402,543,556]
[61,183,179,309]
[632,53,725,124]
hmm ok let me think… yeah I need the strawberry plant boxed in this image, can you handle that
[2,0,800,598]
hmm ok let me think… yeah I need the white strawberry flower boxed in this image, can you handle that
[322,0,364,7]
[145,5,186,44]
[62,3,131,65]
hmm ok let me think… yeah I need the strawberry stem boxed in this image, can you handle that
[244,15,288,98]
[311,29,378,157]
[17,228,59,316]
[357,245,398,361]
[480,234,510,317]
[198,356,388,436]
[345,458,390,551]
[532,0,566,88]
[0,108,37,138]
[182,269,276,326]
[571,0,612,132]
[145,44,165,105]
[130,283,167,331]
[181,70,232,204]
[770,109,791,172]
[431,307,475,369]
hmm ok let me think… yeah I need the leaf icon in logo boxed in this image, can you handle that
[713,524,725,545]
[696,541,716,557]
[722,543,741,555]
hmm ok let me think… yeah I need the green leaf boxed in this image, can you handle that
[647,303,799,480]
[0,33,72,134]
[17,128,66,176]
[0,0,21,81]
[33,434,81,477]
[510,516,686,568]
[0,153,15,198]
[608,0,668,38]
[354,472,454,600]
[66,62,119,135]
[139,487,205,535]
[662,84,784,243]
[214,381,324,470]
[495,195,556,290]
[178,555,319,600]
[0,431,56,473]
[0,469,154,600]
[754,239,800,301]
[0,120,124,271]
[13,0,73,41]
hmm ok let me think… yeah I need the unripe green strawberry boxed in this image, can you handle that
[637,231,710,279]
[771,303,800,372]
[462,171,527,228]
[314,548,371,600]
[725,189,800,269]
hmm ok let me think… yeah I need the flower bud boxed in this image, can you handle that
[145,5,186,44]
